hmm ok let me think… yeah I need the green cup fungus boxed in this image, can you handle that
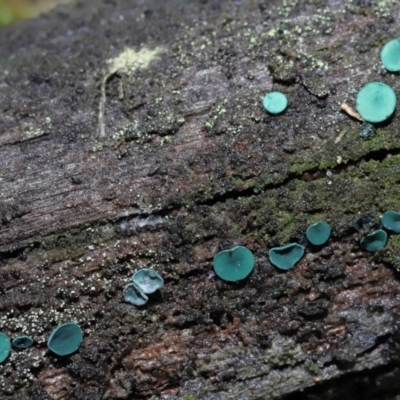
[0,333,10,363]
[361,229,387,252]
[381,38,400,72]
[123,283,149,306]
[381,210,400,233]
[12,335,34,349]
[262,91,288,114]
[306,221,331,246]
[355,82,396,123]
[132,268,164,294]
[47,322,83,356]
[213,246,255,282]
[269,243,305,270]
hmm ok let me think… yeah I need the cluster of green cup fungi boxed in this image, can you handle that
[0,322,83,364]
[213,221,331,281]
[123,268,164,306]
[213,211,400,281]
[262,37,400,124]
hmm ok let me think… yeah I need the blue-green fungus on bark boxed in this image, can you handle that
[361,229,387,252]
[359,122,376,140]
[132,268,164,294]
[0,333,11,363]
[381,210,400,233]
[306,221,331,246]
[213,246,255,282]
[123,283,149,306]
[381,38,400,72]
[12,335,34,349]
[47,322,83,356]
[269,243,305,270]
[355,82,396,123]
[262,91,288,114]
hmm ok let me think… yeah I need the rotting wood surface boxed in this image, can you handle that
[1,0,400,399]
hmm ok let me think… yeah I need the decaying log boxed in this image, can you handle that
[1,0,400,399]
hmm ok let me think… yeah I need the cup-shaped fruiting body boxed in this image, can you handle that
[0,333,10,363]
[361,229,387,252]
[12,335,34,349]
[381,38,400,72]
[123,283,149,306]
[356,82,396,123]
[306,221,331,246]
[132,269,164,294]
[262,91,288,114]
[269,243,305,270]
[381,210,400,233]
[47,322,83,356]
[213,246,255,282]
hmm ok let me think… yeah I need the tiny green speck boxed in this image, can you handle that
[356,82,396,123]
[269,243,305,270]
[361,229,387,252]
[306,221,331,246]
[213,246,255,282]
[381,38,400,72]
[262,91,288,114]
[381,210,400,233]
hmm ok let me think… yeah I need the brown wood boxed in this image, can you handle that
[1,0,400,398]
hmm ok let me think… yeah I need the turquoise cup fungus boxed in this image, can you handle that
[123,283,149,306]
[269,243,305,270]
[381,38,400,72]
[262,91,288,114]
[132,269,164,294]
[0,333,10,363]
[355,82,396,123]
[12,335,34,349]
[361,229,387,252]
[306,221,331,246]
[381,210,400,233]
[213,246,255,282]
[47,322,83,356]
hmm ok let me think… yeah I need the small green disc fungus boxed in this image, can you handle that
[381,38,400,72]
[0,333,10,363]
[262,91,288,114]
[355,82,396,123]
[361,229,387,252]
[381,210,400,233]
[12,335,34,349]
[213,246,255,282]
[306,221,331,246]
[47,322,83,356]
[132,269,164,294]
[269,243,305,270]
[123,283,148,306]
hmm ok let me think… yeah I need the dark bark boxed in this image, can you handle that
[1,0,400,399]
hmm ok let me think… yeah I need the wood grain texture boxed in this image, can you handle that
[1,0,400,399]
